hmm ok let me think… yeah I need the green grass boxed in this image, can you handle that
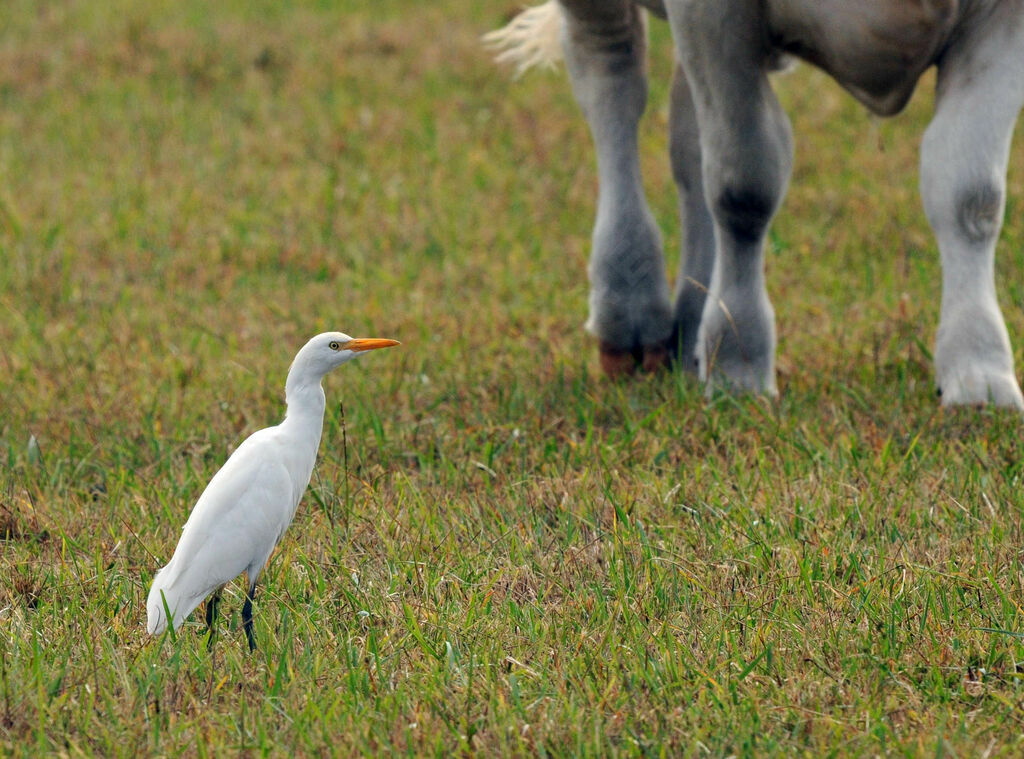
[3,0,1024,755]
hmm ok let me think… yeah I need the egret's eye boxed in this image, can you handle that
[328,341,341,351]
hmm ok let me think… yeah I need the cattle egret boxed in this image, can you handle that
[146,331,399,650]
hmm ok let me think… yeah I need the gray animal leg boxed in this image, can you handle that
[921,10,1024,408]
[666,0,793,395]
[561,0,674,375]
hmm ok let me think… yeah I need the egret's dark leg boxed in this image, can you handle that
[242,582,258,653]
[204,589,222,651]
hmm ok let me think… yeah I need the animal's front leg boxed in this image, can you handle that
[920,10,1024,409]
[561,0,673,376]
[667,0,792,395]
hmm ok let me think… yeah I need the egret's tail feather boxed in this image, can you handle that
[146,572,208,635]
[483,1,564,77]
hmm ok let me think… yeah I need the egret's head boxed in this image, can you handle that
[295,331,400,378]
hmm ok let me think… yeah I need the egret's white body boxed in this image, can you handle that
[146,331,398,649]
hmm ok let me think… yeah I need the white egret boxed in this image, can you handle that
[146,331,399,650]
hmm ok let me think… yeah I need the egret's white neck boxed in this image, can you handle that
[283,364,328,428]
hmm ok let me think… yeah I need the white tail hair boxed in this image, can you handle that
[482,1,565,77]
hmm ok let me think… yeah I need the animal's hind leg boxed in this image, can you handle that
[665,0,792,395]
[560,0,673,376]
[242,582,258,653]
[920,10,1024,408]
[668,59,715,370]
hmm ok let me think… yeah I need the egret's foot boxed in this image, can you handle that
[598,340,670,378]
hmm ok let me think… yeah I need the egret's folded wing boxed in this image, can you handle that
[148,430,296,630]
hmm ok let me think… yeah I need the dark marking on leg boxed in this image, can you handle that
[715,187,775,245]
[564,0,646,78]
[956,182,1002,244]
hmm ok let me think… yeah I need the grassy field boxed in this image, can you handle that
[3,0,1024,755]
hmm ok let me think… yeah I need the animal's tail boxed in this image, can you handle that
[482,1,565,77]
[486,4,796,77]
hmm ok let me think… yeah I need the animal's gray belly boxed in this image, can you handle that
[638,0,963,116]
[767,0,960,115]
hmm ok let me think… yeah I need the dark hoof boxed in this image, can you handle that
[641,344,669,373]
[598,341,670,378]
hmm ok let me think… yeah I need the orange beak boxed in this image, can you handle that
[345,338,401,352]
